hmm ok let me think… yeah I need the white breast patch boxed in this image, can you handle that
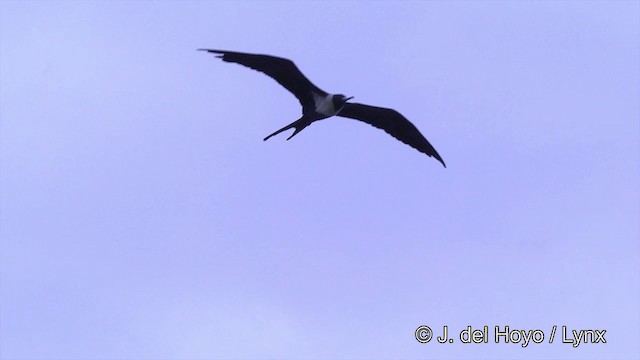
[314,93,336,117]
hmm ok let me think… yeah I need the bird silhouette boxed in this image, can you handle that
[199,49,446,167]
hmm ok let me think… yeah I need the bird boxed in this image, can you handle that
[198,49,446,167]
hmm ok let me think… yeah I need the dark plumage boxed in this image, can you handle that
[199,49,446,167]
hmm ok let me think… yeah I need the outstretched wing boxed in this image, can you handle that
[198,49,327,107]
[337,103,446,167]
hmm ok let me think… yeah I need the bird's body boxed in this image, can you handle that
[199,49,446,167]
[313,93,343,118]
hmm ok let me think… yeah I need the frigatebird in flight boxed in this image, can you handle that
[199,49,446,167]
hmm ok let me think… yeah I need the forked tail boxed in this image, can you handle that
[263,117,311,141]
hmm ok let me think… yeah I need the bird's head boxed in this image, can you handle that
[333,94,354,109]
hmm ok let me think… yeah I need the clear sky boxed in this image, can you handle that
[1,1,638,359]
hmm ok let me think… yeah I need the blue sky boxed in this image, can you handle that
[1,1,638,359]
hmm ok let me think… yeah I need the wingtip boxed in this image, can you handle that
[198,49,226,59]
